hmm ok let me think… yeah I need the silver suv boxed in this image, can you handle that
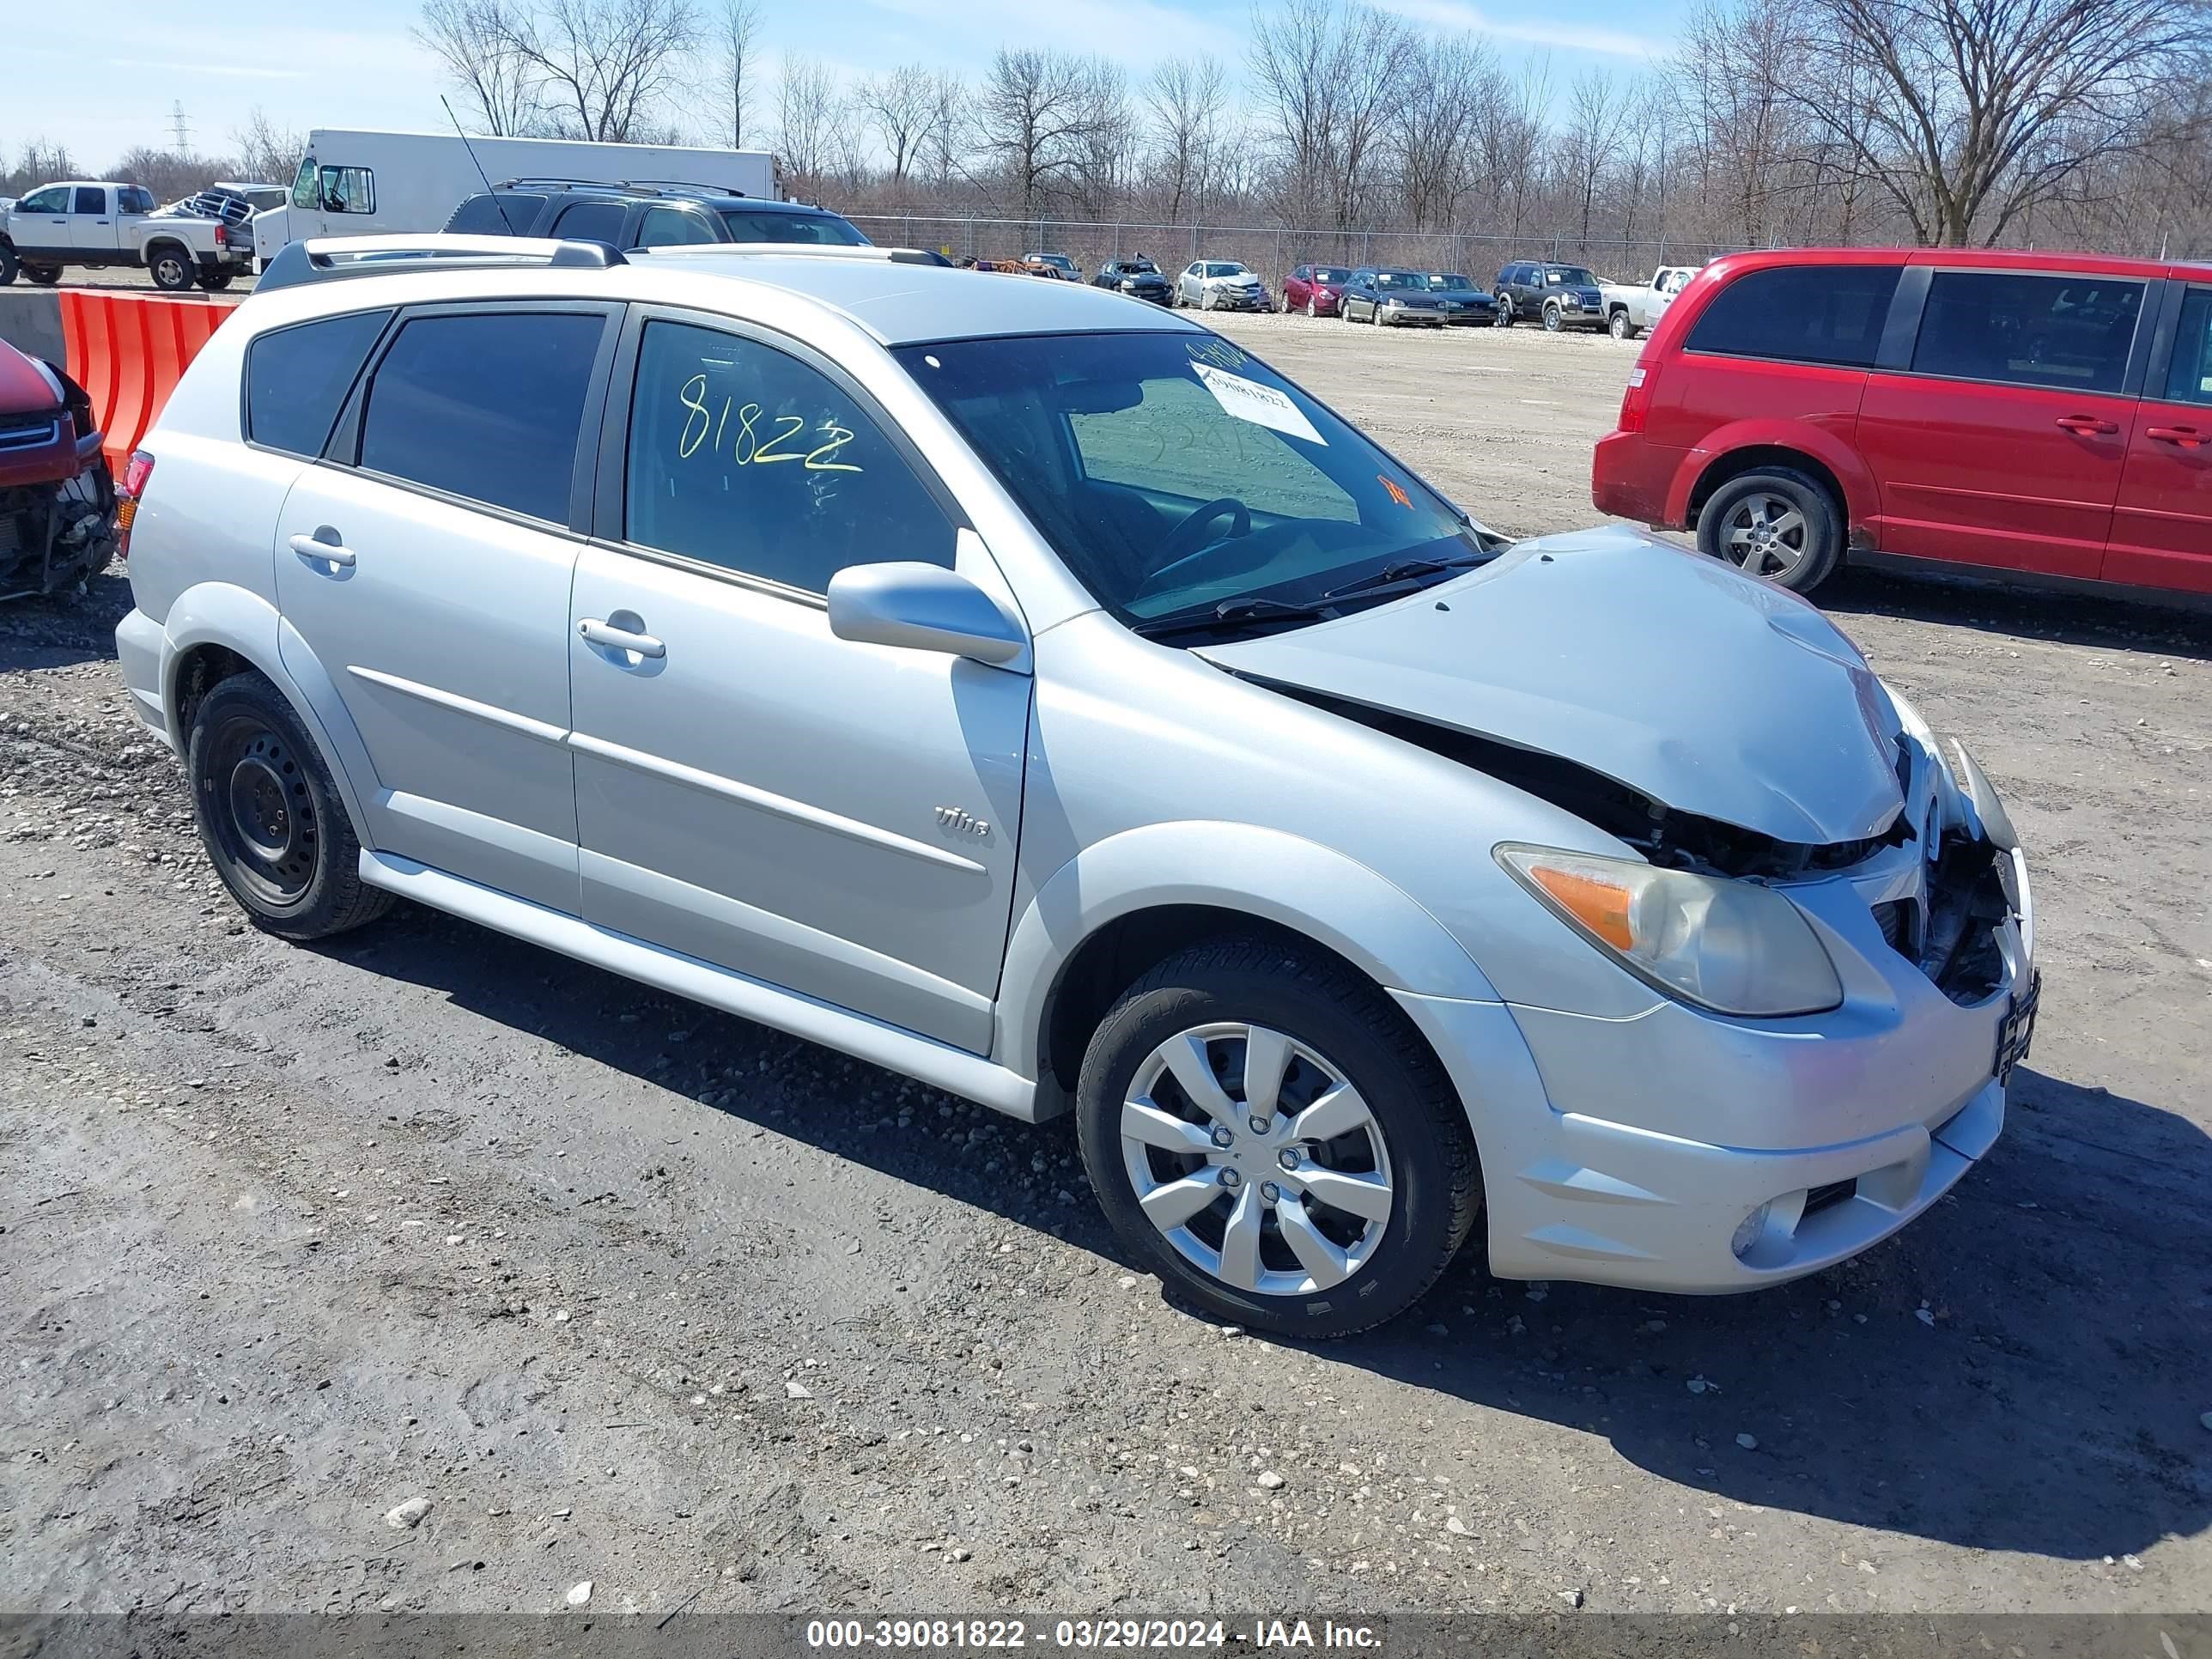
[112,234,2037,1338]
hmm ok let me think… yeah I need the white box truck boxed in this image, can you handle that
[250,130,782,266]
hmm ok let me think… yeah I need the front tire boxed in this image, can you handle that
[1493,295,1512,327]
[1542,302,1564,332]
[0,246,16,285]
[1695,465,1844,593]
[1608,308,1634,340]
[1076,938,1480,1340]
[187,673,392,940]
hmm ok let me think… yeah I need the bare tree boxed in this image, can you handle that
[498,0,699,143]
[1791,0,2208,245]
[1393,34,1492,229]
[775,54,842,190]
[856,64,939,185]
[1564,68,1629,251]
[416,0,544,135]
[1674,0,1800,245]
[1248,0,1340,221]
[714,0,762,147]
[230,110,307,187]
[1144,55,1230,222]
[971,48,1117,216]
[922,72,966,192]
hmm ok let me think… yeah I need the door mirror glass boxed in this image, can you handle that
[827,562,1026,666]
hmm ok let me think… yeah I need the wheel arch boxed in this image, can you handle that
[159,581,379,848]
[1672,426,1878,544]
[998,823,1500,1117]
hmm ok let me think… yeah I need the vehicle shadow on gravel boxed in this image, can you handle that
[1348,1062,2212,1565]
[316,893,2212,1567]
[1817,565,2212,661]
[0,574,131,671]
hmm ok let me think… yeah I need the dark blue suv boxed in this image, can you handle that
[1494,260,1606,331]
[445,180,872,252]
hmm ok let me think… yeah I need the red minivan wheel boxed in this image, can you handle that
[1695,467,1844,593]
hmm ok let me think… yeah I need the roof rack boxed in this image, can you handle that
[493,176,748,200]
[629,243,947,267]
[258,234,626,292]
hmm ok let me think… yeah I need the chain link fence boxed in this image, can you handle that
[842,215,1749,288]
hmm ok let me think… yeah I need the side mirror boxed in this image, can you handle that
[827,562,1027,668]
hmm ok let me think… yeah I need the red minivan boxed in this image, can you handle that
[1592,248,2212,598]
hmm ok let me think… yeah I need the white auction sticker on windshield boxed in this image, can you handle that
[1191,362,1326,447]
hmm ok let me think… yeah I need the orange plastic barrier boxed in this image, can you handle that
[58,289,239,473]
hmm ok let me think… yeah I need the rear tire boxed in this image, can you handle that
[1075,937,1480,1340]
[148,246,194,292]
[197,270,234,292]
[187,673,392,941]
[1695,465,1844,593]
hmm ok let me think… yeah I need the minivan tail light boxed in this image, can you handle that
[117,449,155,558]
[1619,361,1655,434]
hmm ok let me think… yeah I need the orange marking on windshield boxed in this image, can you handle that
[1379,475,1413,508]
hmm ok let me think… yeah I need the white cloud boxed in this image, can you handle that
[1376,0,1671,61]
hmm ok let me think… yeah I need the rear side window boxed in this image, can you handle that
[117,186,155,214]
[73,187,106,214]
[358,312,605,522]
[1912,271,2144,394]
[2160,288,2212,407]
[246,309,392,458]
[1686,264,1901,368]
[550,200,627,244]
[445,191,546,234]
[637,205,720,246]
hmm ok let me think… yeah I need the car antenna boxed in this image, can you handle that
[441,97,520,236]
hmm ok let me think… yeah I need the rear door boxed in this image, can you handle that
[1856,267,2149,580]
[68,186,120,254]
[2107,280,2212,593]
[273,302,619,910]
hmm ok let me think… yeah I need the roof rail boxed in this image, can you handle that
[258,234,626,293]
[622,179,748,198]
[631,243,947,267]
[490,176,747,200]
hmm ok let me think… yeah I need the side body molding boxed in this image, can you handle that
[994,820,1503,1087]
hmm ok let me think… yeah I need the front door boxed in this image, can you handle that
[2106,283,2212,594]
[274,304,617,911]
[1856,268,2147,580]
[9,185,70,262]
[567,313,1030,1054]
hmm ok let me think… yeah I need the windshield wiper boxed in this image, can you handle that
[1130,595,1334,641]
[1320,550,1492,601]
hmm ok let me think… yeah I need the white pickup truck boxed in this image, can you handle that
[0,180,253,292]
[1597,264,1702,340]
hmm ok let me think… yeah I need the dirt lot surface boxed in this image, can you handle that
[3,307,2209,1629]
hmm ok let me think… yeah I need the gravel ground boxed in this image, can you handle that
[3,307,2209,1627]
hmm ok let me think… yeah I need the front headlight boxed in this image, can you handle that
[1496,844,1844,1017]
[1383,296,1404,307]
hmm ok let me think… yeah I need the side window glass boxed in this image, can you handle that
[2161,288,2212,407]
[552,200,627,244]
[320,167,374,214]
[73,187,106,214]
[637,206,719,247]
[247,309,392,457]
[1685,265,1902,368]
[292,158,319,210]
[358,312,604,522]
[624,319,955,592]
[1912,272,2143,394]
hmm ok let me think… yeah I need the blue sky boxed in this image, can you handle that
[15,0,1680,168]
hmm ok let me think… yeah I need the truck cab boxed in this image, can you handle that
[0,182,158,283]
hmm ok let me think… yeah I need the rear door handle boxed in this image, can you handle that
[288,530,355,567]
[2055,415,2119,435]
[579,617,665,659]
[2146,424,2208,448]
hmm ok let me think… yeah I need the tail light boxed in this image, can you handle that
[117,449,155,558]
[1618,360,1656,434]
[214,222,228,247]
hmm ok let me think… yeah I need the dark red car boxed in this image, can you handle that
[0,338,116,600]
[1592,247,2212,598]
[1282,264,1353,318]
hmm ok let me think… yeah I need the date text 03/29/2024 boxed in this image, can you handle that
[802,1619,1382,1650]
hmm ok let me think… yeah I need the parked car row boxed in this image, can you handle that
[1279,260,1699,337]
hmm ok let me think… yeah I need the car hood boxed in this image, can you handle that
[1194,526,1905,846]
[0,341,61,417]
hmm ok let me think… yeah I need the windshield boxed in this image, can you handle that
[718,208,867,246]
[1373,270,1430,289]
[1547,266,1599,286]
[1206,263,1249,277]
[896,331,1487,635]
[1313,267,1351,283]
[1432,273,1474,290]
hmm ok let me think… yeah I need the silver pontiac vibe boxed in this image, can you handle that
[112,236,2036,1338]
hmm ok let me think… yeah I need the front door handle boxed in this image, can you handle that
[2146,424,2208,448]
[579,617,665,659]
[288,529,355,567]
[2055,415,2119,436]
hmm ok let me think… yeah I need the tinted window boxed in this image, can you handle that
[550,200,627,244]
[446,191,546,234]
[2160,288,2212,407]
[1686,264,1902,368]
[359,312,604,521]
[1913,271,2144,394]
[117,186,156,214]
[637,205,720,246]
[247,309,392,458]
[625,320,954,592]
[716,208,866,245]
[73,186,106,214]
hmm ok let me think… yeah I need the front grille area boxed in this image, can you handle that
[1803,1179,1856,1218]
[0,414,61,453]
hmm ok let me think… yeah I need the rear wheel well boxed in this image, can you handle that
[1689,446,1847,526]
[173,643,254,737]
[1036,906,1455,1119]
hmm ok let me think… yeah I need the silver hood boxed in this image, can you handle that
[1194,526,1905,846]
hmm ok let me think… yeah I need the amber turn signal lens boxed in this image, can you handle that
[1525,865,1636,951]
